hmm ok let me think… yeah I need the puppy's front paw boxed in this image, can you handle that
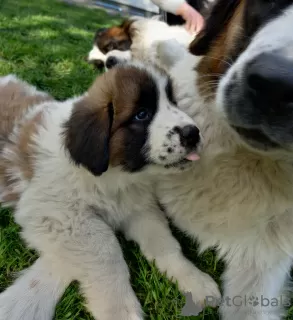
[190,270,221,307]
[87,291,144,320]
[179,268,221,315]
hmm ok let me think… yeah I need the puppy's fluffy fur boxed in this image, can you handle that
[0,64,220,320]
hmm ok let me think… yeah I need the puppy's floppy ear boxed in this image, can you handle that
[119,18,136,38]
[63,97,114,176]
[189,0,241,55]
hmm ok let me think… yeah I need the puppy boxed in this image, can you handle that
[0,64,220,320]
[87,0,217,70]
[87,16,194,71]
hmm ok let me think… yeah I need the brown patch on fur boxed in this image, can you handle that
[96,20,134,54]
[191,0,245,99]
[0,78,52,206]
[0,79,52,150]
[64,66,157,175]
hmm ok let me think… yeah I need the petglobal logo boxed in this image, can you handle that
[180,292,291,317]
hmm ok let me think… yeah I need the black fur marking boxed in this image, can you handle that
[190,0,292,57]
[165,77,177,105]
[123,74,159,172]
[190,0,241,56]
[167,130,175,139]
[63,102,113,176]
[244,0,293,39]
[167,147,173,153]
[98,38,131,55]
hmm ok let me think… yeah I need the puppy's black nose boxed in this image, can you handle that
[177,125,200,149]
[106,56,118,69]
[245,53,293,111]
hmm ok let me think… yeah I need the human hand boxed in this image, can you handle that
[176,2,205,34]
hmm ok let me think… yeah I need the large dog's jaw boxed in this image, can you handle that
[217,4,293,151]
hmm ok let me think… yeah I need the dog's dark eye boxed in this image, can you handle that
[134,108,150,121]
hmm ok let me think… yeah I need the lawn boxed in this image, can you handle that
[0,0,292,319]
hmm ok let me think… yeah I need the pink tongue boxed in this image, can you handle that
[185,152,200,161]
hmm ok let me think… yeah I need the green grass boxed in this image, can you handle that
[0,0,292,319]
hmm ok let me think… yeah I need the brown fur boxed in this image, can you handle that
[96,20,134,54]
[0,81,52,150]
[64,65,157,175]
[190,0,245,99]
[0,79,53,205]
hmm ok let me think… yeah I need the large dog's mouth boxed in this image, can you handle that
[232,126,279,150]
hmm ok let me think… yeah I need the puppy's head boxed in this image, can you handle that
[87,20,134,70]
[63,63,200,176]
[96,20,133,54]
[105,50,132,70]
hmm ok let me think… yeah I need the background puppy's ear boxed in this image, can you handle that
[63,99,113,176]
[189,0,241,55]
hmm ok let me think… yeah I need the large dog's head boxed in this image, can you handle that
[190,0,293,152]
[64,63,200,176]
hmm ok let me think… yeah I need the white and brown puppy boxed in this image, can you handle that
[87,16,194,71]
[0,64,220,320]
[87,0,217,70]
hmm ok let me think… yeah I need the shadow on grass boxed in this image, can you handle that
[0,0,122,98]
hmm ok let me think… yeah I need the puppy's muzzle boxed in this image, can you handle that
[106,56,119,69]
[88,59,105,70]
[176,125,200,149]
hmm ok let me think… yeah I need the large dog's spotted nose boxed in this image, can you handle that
[245,53,293,112]
[175,125,200,149]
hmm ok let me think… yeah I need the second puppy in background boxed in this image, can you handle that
[87,16,194,71]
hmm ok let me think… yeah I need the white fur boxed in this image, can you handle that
[0,66,219,320]
[87,44,105,61]
[130,18,193,68]
[154,7,293,320]
[0,258,71,320]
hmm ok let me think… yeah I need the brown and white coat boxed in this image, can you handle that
[0,64,219,320]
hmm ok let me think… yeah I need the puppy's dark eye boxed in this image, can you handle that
[134,108,150,121]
